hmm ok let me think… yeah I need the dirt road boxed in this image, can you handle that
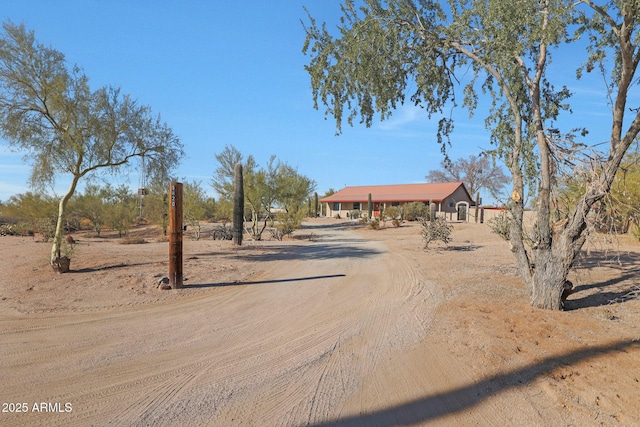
[1,220,638,426]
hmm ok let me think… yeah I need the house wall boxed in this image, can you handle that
[325,201,438,219]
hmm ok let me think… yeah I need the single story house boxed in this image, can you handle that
[319,182,475,221]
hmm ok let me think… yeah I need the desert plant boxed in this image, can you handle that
[275,208,305,238]
[212,223,233,240]
[369,218,380,230]
[385,206,400,218]
[403,202,429,221]
[233,163,244,245]
[421,217,452,249]
[487,210,511,241]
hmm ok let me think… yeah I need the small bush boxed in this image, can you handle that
[403,202,429,221]
[385,207,402,227]
[487,210,511,241]
[212,224,233,240]
[421,217,452,249]
[369,218,380,230]
[349,210,361,219]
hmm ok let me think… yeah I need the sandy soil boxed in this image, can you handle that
[0,219,638,426]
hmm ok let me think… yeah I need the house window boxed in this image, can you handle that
[353,202,360,210]
[333,202,340,211]
[391,202,400,207]
[449,202,455,208]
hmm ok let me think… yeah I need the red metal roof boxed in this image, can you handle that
[319,182,471,203]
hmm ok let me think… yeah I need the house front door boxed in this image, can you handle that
[457,204,467,221]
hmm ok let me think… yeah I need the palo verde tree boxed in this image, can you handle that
[0,22,183,272]
[303,1,640,310]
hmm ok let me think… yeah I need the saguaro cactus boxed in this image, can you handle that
[429,200,437,221]
[368,193,373,220]
[314,192,318,218]
[233,163,244,246]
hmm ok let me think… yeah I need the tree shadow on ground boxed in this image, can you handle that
[307,339,639,427]
[444,243,481,252]
[71,261,159,273]
[218,243,383,262]
[565,271,640,310]
[574,249,640,270]
[184,274,347,289]
[566,249,640,310]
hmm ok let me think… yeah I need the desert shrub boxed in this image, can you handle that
[385,206,402,227]
[212,223,234,240]
[487,210,511,241]
[358,214,369,224]
[1,223,13,236]
[275,209,305,238]
[349,210,361,219]
[334,213,341,219]
[269,228,285,241]
[369,218,380,230]
[403,202,429,221]
[421,217,452,249]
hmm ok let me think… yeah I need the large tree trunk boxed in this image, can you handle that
[51,176,80,273]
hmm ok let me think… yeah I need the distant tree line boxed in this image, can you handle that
[0,179,215,240]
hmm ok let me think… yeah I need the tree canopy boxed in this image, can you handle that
[0,22,183,270]
[426,155,510,201]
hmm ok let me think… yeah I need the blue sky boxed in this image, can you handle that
[0,1,625,205]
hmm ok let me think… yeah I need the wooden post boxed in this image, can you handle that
[169,181,183,289]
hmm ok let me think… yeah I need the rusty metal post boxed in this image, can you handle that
[169,181,183,289]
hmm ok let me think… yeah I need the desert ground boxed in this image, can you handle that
[0,218,639,426]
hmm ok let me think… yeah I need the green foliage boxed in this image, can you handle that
[385,206,400,220]
[487,210,511,241]
[141,176,170,236]
[385,206,402,227]
[349,209,361,219]
[420,217,452,249]
[183,180,208,240]
[104,184,136,238]
[3,192,57,239]
[402,202,429,221]
[73,184,109,236]
[274,208,306,239]
[369,218,380,230]
[212,145,316,240]
[557,144,640,234]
